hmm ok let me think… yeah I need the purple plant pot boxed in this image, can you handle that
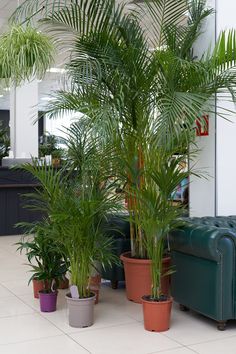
[39,291,58,312]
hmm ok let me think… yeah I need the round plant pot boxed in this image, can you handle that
[142,296,173,332]
[33,279,46,299]
[89,274,101,305]
[52,158,61,168]
[58,276,69,290]
[39,291,58,312]
[66,292,96,328]
[120,252,171,303]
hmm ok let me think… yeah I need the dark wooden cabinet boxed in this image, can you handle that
[0,167,43,236]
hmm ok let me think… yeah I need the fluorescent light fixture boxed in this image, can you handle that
[41,97,54,101]
[4,87,10,92]
[47,67,66,74]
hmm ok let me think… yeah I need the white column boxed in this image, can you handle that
[189,0,216,217]
[190,0,236,216]
[10,80,38,159]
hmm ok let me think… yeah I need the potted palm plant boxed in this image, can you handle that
[134,150,190,331]
[52,183,120,327]
[16,220,68,311]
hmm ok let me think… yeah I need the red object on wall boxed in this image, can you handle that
[196,115,209,136]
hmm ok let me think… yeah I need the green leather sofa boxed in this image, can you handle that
[169,216,236,330]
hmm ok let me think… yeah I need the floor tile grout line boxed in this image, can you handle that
[184,345,200,354]
[64,332,92,354]
[162,330,236,348]
[0,310,36,320]
[146,345,183,354]
[161,331,191,347]
[182,332,236,347]
[66,320,139,335]
[0,334,64,347]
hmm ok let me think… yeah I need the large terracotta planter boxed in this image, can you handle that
[142,296,172,332]
[120,252,171,303]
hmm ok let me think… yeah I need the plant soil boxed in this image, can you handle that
[39,289,56,294]
[67,292,95,299]
[142,295,169,302]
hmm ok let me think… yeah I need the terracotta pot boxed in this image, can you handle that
[120,252,171,303]
[142,296,173,332]
[66,292,96,328]
[33,279,46,299]
[89,274,101,304]
[52,158,61,168]
[58,276,69,290]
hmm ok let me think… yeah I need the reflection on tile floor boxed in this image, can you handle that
[0,235,236,353]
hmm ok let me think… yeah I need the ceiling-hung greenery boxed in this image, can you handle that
[0,25,54,85]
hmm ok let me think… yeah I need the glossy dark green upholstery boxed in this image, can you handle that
[169,217,236,327]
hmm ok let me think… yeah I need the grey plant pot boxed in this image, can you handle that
[66,293,96,328]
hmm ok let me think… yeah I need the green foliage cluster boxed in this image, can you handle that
[0,122,10,160]
[16,220,68,292]
[39,133,64,159]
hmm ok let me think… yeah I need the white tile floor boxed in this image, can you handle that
[1,235,236,353]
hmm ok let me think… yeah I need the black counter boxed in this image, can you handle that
[0,167,43,236]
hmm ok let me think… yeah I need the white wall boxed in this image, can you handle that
[216,0,236,215]
[189,0,216,217]
[45,112,83,139]
[190,0,236,216]
[10,80,39,158]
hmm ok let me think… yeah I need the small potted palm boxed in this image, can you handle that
[16,220,68,311]
[133,151,189,331]
[52,148,64,168]
[50,178,121,327]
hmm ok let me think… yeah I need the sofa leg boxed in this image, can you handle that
[111,280,118,289]
[179,304,189,312]
[217,321,227,331]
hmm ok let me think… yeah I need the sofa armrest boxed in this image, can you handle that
[169,224,236,261]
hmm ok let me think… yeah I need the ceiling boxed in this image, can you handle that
[0,0,19,31]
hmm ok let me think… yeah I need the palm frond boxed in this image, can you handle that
[133,0,188,48]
